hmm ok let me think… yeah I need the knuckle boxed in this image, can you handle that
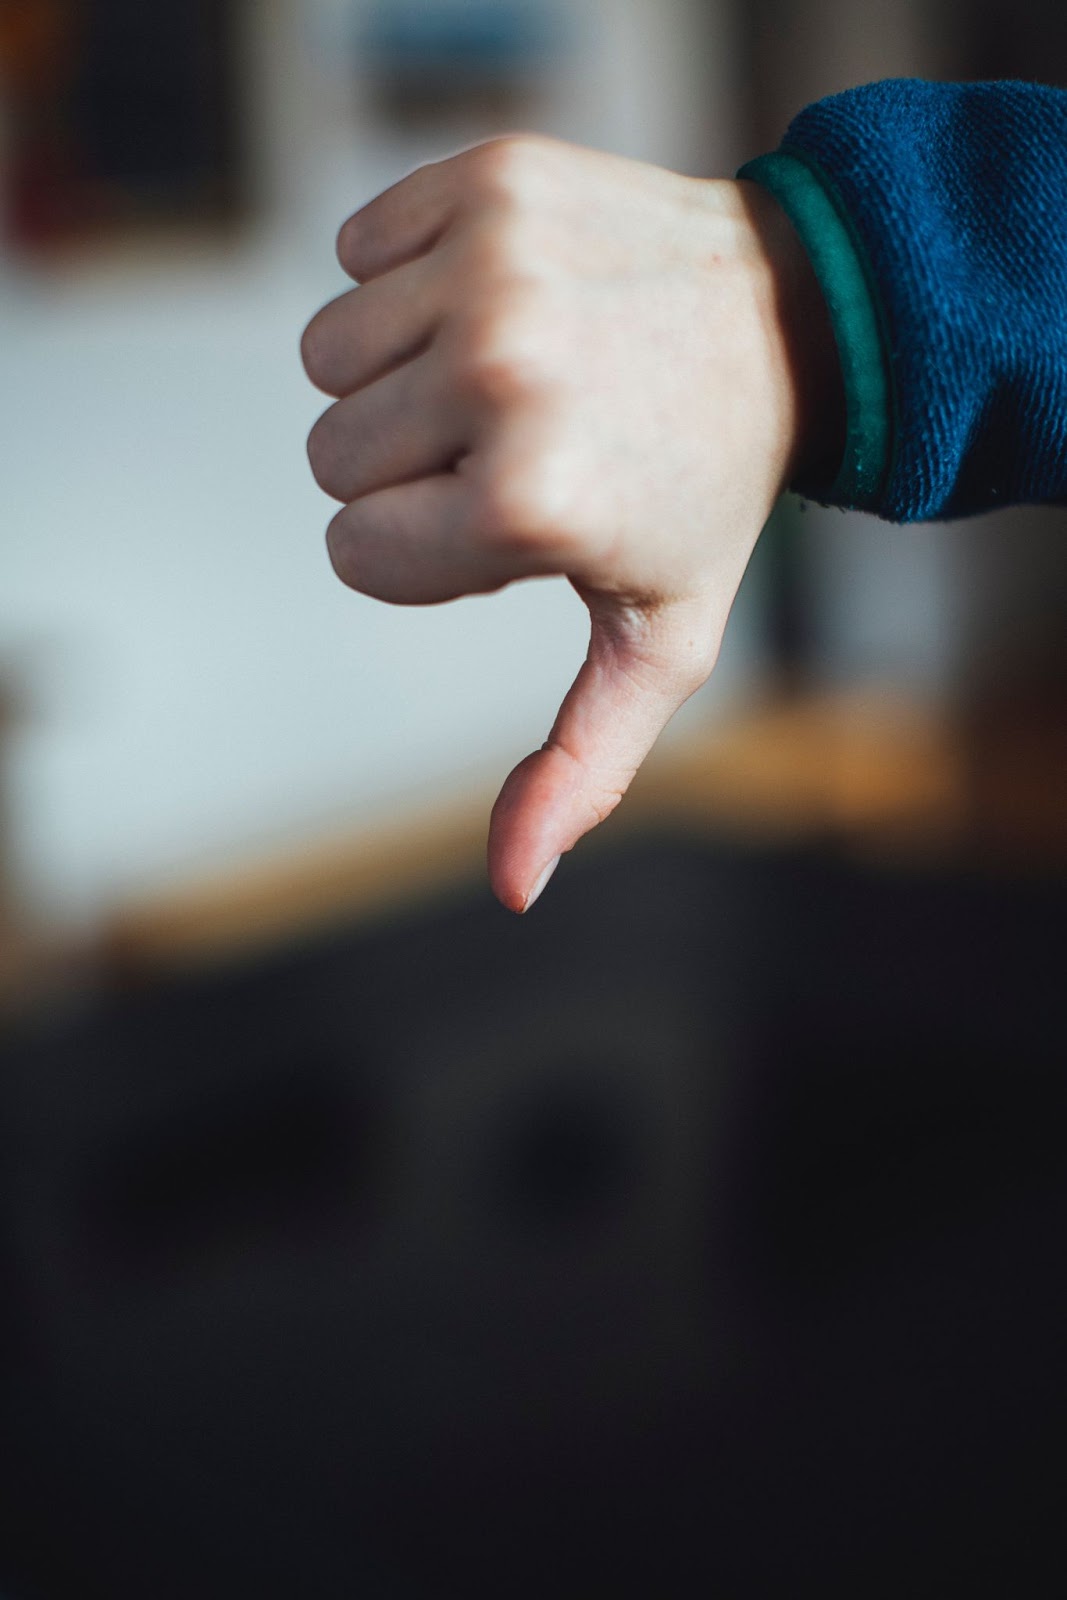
[587,785,626,829]
[471,134,550,201]
[456,293,550,408]
[673,630,721,696]
[458,218,524,286]
[464,346,535,409]
[474,461,567,560]
[466,230,506,286]
[474,470,539,553]
[646,628,720,701]
[673,658,712,702]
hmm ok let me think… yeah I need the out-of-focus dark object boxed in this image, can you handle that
[0,675,17,1006]
[0,665,36,1018]
[0,0,246,255]
[1,830,1064,1597]
[358,0,563,126]
[955,0,1067,83]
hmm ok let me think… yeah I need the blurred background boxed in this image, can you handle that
[0,3,1065,1596]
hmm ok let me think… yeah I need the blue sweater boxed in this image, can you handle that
[739,79,1067,524]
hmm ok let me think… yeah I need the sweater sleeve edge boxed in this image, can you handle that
[737,148,894,514]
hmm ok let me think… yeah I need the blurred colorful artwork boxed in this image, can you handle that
[358,0,564,124]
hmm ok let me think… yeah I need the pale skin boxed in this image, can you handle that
[302,135,841,913]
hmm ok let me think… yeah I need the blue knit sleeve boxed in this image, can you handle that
[742,79,1067,524]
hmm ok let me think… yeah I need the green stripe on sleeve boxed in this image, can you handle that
[737,149,892,509]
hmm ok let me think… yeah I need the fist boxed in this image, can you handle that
[302,134,837,910]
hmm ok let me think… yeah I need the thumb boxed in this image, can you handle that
[488,590,719,913]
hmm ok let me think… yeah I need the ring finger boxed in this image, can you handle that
[307,349,470,504]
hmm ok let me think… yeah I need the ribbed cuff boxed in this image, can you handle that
[737,149,892,511]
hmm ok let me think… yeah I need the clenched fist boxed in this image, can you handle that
[302,135,839,912]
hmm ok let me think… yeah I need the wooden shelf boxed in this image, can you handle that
[92,687,970,978]
[5,684,1060,998]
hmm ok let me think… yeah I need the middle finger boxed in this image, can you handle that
[302,254,438,400]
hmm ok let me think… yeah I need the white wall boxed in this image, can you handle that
[1,0,757,929]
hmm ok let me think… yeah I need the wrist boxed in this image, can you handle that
[735,176,846,491]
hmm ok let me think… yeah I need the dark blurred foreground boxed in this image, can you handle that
[1,830,1064,1598]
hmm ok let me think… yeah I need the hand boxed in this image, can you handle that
[302,135,840,912]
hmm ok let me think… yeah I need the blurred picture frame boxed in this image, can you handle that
[0,0,247,257]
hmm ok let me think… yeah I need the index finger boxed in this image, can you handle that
[337,156,461,284]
